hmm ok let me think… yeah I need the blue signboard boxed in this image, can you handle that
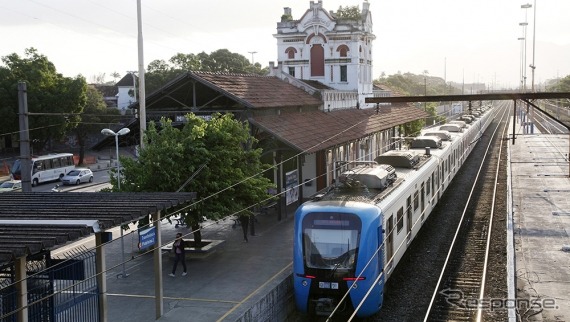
[138,227,157,250]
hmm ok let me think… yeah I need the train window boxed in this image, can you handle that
[406,196,412,218]
[413,190,419,211]
[386,215,394,263]
[302,212,361,270]
[420,183,425,213]
[426,178,431,197]
[396,207,404,233]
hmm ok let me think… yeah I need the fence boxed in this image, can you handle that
[0,246,99,322]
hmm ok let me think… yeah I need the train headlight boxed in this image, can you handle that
[302,280,308,287]
[352,283,358,289]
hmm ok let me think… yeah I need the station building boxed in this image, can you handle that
[121,0,428,211]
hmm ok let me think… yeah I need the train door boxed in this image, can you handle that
[386,215,394,268]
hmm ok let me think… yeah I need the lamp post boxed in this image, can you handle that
[527,1,537,92]
[101,128,130,190]
[101,127,131,278]
[518,37,525,91]
[519,22,528,92]
[520,3,532,92]
[248,51,257,65]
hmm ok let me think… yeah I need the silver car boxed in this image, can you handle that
[0,180,22,193]
[61,168,94,185]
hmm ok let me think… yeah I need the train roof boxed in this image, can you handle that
[422,130,452,141]
[439,124,462,132]
[410,136,443,149]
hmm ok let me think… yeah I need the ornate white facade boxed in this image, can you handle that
[272,0,376,109]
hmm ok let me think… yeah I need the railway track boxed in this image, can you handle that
[423,104,510,322]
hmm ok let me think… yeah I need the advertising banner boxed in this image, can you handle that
[285,170,299,206]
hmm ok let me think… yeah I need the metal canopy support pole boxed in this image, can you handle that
[15,256,28,322]
[153,210,164,318]
[95,232,108,322]
[512,100,517,145]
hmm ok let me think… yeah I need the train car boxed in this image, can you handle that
[293,105,496,318]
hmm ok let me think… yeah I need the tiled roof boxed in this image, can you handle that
[138,72,323,111]
[299,79,333,90]
[116,74,136,87]
[192,72,323,109]
[250,104,429,153]
[92,84,117,97]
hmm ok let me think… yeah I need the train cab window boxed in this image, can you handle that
[413,191,419,211]
[396,207,404,233]
[302,212,361,270]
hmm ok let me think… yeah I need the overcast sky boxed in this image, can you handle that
[1,0,569,90]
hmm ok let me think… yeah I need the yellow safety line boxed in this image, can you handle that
[107,293,239,304]
[216,262,293,322]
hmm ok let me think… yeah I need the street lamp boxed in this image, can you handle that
[518,37,525,91]
[248,51,257,65]
[101,127,131,279]
[101,127,130,190]
[519,22,529,92]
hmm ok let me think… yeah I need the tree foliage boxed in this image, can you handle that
[119,113,275,240]
[546,74,570,92]
[0,48,87,152]
[73,86,120,164]
[374,72,457,136]
[336,5,361,20]
[145,49,268,94]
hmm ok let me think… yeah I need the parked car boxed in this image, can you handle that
[61,168,94,185]
[0,180,22,193]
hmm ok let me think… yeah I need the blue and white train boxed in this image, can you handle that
[293,105,496,318]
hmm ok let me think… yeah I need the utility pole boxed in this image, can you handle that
[137,0,146,150]
[18,82,32,192]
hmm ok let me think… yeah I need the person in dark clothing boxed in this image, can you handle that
[169,233,187,277]
[238,215,249,242]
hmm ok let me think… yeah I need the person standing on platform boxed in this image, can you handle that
[239,214,250,243]
[169,233,187,277]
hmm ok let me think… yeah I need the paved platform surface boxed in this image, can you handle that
[509,119,570,321]
[53,200,295,322]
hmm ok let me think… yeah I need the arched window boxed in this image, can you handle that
[337,45,350,57]
[285,47,297,59]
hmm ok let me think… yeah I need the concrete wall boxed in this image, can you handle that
[233,273,295,322]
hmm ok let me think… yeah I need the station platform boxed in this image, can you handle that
[508,118,570,321]
[53,200,296,322]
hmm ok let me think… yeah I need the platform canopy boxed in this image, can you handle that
[0,192,196,267]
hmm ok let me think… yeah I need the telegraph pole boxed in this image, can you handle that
[18,82,32,192]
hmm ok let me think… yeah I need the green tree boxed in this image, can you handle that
[0,48,86,152]
[73,85,120,164]
[547,75,570,92]
[119,113,275,243]
[336,5,361,20]
[375,72,457,134]
[144,49,268,94]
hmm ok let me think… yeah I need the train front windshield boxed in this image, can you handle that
[302,212,361,270]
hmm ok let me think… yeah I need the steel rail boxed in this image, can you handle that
[423,103,510,322]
